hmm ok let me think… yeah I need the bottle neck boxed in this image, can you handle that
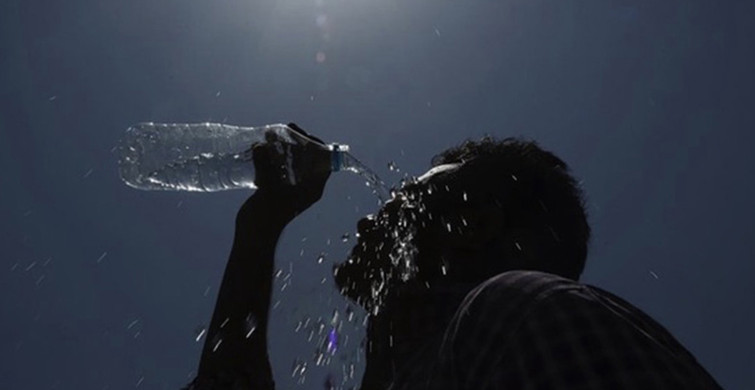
[329,144,350,172]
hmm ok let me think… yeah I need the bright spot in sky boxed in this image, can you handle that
[316,14,328,28]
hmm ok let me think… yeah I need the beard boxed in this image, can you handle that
[334,224,419,316]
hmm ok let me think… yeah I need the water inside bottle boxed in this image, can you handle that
[339,151,392,203]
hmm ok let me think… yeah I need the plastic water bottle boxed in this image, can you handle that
[118,122,358,193]
[117,122,391,199]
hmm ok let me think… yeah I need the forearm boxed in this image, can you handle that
[196,190,297,389]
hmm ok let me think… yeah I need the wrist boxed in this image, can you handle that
[236,189,300,229]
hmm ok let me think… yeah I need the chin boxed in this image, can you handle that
[333,254,388,312]
[333,257,366,303]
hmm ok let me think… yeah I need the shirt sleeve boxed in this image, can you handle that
[435,271,723,390]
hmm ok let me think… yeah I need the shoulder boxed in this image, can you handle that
[450,270,690,361]
[438,271,584,381]
[453,270,584,321]
[442,271,722,390]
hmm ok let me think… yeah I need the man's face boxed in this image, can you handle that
[333,164,461,311]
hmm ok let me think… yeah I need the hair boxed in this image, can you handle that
[408,137,590,282]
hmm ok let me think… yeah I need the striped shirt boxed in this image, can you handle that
[380,270,722,390]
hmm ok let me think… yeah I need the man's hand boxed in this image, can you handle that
[250,123,332,217]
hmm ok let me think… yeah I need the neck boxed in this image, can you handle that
[359,280,475,389]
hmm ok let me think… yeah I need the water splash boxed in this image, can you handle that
[341,152,391,202]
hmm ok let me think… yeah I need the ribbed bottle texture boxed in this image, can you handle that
[118,122,348,192]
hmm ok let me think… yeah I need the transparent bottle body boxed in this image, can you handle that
[119,122,332,192]
[118,122,391,199]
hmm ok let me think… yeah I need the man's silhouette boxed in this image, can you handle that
[185,124,722,389]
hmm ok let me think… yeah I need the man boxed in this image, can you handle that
[185,124,722,389]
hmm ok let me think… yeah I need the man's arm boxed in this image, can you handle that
[188,124,332,390]
[191,191,294,389]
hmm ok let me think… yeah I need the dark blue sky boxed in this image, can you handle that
[1,0,753,388]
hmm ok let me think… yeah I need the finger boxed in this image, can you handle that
[287,123,326,145]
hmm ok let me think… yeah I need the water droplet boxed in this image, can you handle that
[327,328,338,354]
[291,360,302,377]
[212,337,223,352]
[515,242,522,251]
[317,253,326,264]
[245,314,257,338]
[341,233,350,242]
[463,192,468,201]
[387,161,399,172]
[194,326,206,342]
[511,174,518,182]
[649,270,659,279]
[96,252,108,264]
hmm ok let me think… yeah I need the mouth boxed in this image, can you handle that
[334,205,418,310]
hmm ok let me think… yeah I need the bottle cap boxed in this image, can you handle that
[329,143,350,172]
